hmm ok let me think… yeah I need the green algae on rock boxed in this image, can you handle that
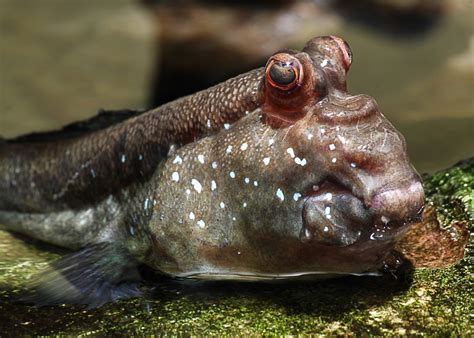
[0,158,473,335]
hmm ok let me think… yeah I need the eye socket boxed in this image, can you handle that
[265,54,303,91]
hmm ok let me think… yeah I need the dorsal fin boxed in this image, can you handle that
[7,108,146,143]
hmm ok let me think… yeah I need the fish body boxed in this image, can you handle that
[0,36,424,306]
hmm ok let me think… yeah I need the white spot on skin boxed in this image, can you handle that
[253,181,258,187]
[293,193,302,201]
[212,161,218,169]
[324,226,329,232]
[197,220,206,228]
[268,138,275,146]
[263,157,270,166]
[197,154,205,164]
[294,157,307,166]
[237,251,241,255]
[244,177,250,184]
[276,188,285,201]
[321,59,328,67]
[206,119,211,129]
[173,155,183,165]
[230,171,236,178]
[189,212,195,220]
[224,123,231,130]
[226,145,233,153]
[320,128,326,134]
[171,172,180,182]
[350,162,357,168]
[329,144,336,151]
[325,193,333,201]
[240,142,248,151]
[144,198,150,210]
[211,180,217,191]
[286,148,295,158]
[332,157,337,163]
[232,216,236,221]
[307,133,313,140]
[191,179,203,193]
[186,189,191,195]
[220,202,225,209]
[325,206,331,215]
[243,202,247,208]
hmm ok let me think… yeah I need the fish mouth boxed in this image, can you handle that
[300,178,424,247]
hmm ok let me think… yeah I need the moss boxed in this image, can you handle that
[1,159,473,335]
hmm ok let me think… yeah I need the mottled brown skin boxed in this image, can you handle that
[0,36,426,306]
[0,69,262,212]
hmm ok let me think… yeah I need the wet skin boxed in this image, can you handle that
[0,36,424,306]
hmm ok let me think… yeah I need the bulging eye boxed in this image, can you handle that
[330,36,353,72]
[265,54,303,91]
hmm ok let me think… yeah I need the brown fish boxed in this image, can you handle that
[0,36,424,306]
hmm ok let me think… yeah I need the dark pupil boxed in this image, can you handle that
[269,62,296,86]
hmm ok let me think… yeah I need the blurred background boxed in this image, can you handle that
[0,0,472,173]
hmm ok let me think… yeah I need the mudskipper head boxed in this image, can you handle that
[259,35,424,249]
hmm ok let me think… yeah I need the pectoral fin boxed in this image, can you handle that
[21,243,142,308]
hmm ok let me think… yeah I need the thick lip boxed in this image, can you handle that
[301,178,423,243]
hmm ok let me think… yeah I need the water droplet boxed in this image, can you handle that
[220,202,225,209]
[171,172,180,182]
[263,157,270,166]
[240,142,248,151]
[229,171,236,178]
[189,212,195,220]
[212,161,218,169]
[226,145,233,153]
[286,147,295,158]
[197,154,205,164]
[211,180,217,191]
[197,220,206,228]
[329,144,336,151]
[293,193,301,201]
